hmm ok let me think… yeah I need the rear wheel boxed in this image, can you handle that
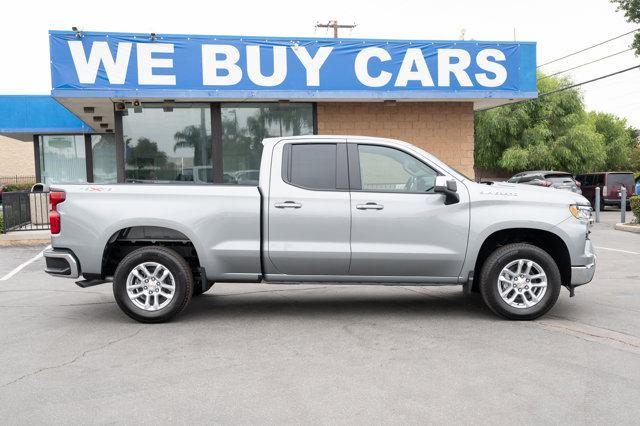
[479,243,561,320]
[113,246,193,323]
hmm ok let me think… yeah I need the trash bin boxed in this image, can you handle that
[29,183,49,226]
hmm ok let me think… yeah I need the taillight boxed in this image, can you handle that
[575,181,581,187]
[542,180,553,187]
[602,186,607,195]
[49,191,66,234]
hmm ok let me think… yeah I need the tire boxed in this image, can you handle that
[479,243,561,320]
[113,246,193,323]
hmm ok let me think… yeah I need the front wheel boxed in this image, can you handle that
[479,243,561,320]
[113,246,193,323]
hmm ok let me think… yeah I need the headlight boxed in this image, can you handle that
[570,204,592,221]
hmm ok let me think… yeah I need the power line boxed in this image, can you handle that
[539,48,634,80]
[541,64,640,96]
[537,28,639,68]
[315,20,356,38]
[478,64,640,112]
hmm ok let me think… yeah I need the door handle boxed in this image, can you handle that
[274,201,302,209]
[356,202,384,210]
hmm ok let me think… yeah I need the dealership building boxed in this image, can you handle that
[0,30,536,184]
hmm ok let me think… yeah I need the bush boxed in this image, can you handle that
[0,213,3,234]
[631,196,640,224]
[4,182,35,192]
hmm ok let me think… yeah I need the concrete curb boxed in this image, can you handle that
[615,223,640,234]
[0,230,51,246]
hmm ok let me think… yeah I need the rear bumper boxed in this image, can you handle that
[603,198,630,205]
[43,248,80,278]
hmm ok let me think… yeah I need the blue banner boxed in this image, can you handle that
[49,30,536,100]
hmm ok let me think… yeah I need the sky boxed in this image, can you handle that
[1,0,639,127]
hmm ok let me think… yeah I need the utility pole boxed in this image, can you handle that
[315,20,356,38]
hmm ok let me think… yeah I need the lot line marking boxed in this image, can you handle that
[594,246,640,255]
[0,245,51,281]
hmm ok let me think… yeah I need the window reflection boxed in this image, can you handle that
[91,134,117,183]
[122,105,212,183]
[39,135,86,184]
[221,103,313,184]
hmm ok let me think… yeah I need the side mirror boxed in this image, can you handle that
[434,176,460,205]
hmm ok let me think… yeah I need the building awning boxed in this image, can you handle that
[0,95,93,140]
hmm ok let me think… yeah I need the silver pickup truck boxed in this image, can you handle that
[44,136,595,323]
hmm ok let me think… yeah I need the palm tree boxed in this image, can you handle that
[173,125,211,166]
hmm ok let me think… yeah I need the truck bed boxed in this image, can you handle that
[51,184,262,282]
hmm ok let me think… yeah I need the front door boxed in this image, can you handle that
[267,139,351,276]
[349,143,469,279]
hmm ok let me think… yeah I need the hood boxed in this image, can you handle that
[469,180,590,206]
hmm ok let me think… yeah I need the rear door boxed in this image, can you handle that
[267,139,351,276]
[348,142,469,279]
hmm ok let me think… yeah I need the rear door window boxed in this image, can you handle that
[284,144,337,190]
[583,175,594,185]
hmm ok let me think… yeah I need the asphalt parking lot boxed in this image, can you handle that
[0,211,638,424]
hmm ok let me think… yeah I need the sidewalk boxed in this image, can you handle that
[0,230,51,246]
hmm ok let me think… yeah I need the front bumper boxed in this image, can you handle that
[43,248,80,278]
[570,239,596,286]
[571,261,596,285]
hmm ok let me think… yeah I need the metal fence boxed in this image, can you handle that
[1,190,50,233]
[0,175,37,186]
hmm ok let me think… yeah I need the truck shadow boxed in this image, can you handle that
[180,288,494,322]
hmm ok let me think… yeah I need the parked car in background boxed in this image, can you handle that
[507,171,582,194]
[232,170,260,186]
[575,172,636,211]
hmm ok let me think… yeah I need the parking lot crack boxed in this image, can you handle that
[0,328,143,388]
[534,318,640,354]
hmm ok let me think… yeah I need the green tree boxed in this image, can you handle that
[611,0,640,54]
[475,72,639,175]
[588,111,637,170]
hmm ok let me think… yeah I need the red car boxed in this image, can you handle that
[575,172,636,211]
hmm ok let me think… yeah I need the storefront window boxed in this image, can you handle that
[221,103,313,184]
[122,105,212,183]
[91,134,117,183]
[39,135,86,184]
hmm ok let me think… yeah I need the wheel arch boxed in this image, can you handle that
[100,224,204,279]
[471,228,571,292]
